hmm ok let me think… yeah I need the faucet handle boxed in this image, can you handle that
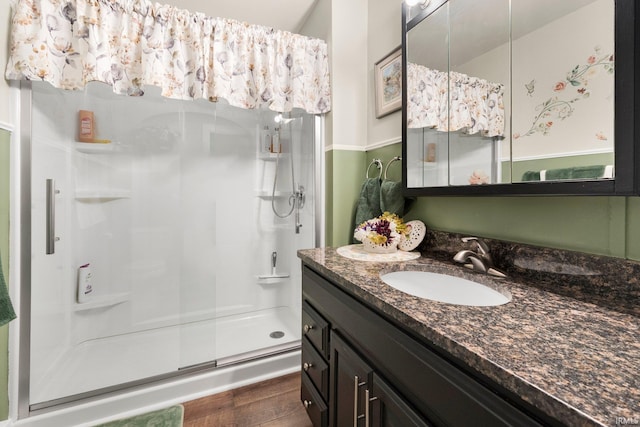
[461,237,490,254]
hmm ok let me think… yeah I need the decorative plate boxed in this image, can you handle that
[337,244,421,262]
[398,220,426,251]
[362,239,398,254]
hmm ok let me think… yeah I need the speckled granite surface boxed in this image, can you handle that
[298,246,640,427]
[424,230,640,317]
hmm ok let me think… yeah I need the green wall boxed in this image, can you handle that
[326,149,366,246]
[0,129,11,420]
[358,142,640,260]
[325,144,404,248]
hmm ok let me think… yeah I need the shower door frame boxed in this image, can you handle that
[14,81,326,419]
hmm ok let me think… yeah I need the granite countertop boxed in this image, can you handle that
[298,247,640,427]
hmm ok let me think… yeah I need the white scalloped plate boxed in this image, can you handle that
[398,220,426,251]
[337,244,421,262]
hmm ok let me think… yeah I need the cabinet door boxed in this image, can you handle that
[369,373,431,427]
[330,332,373,427]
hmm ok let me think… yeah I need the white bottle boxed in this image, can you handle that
[77,263,93,303]
[262,126,272,153]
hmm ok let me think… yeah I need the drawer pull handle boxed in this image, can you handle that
[303,399,312,409]
[353,376,366,427]
[303,362,313,371]
[365,389,378,427]
[303,324,314,333]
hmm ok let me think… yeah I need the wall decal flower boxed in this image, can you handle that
[514,47,613,140]
[595,131,608,141]
[553,81,566,92]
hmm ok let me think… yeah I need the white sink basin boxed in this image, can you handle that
[380,271,511,307]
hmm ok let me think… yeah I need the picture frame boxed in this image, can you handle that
[374,47,402,118]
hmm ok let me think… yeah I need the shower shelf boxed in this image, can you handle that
[75,189,132,200]
[255,190,290,199]
[75,141,118,154]
[258,152,289,161]
[73,292,130,312]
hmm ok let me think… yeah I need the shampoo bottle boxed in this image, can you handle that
[271,128,281,153]
[77,263,93,303]
[78,110,95,143]
[262,125,272,153]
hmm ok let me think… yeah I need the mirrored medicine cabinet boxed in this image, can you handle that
[402,0,638,196]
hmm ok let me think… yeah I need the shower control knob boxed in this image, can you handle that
[303,362,313,371]
[303,324,313,333]
[303,400,313,409]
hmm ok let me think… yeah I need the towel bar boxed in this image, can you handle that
[366,158,383,179]
[384,156,402,180]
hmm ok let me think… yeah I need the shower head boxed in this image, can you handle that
[274,113,297,125]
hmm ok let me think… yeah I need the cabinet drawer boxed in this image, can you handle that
[302,338,329,401]
[302,301,329,357]
[301,370,328,427]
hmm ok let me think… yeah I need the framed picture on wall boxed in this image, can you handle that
[374,47,402,118]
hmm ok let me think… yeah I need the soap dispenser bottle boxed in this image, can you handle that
[77,263,94,303]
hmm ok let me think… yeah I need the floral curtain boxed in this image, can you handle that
[407,62,504,137]
[5,0,331,114]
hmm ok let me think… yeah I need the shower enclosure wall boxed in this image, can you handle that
[23,81,320,411]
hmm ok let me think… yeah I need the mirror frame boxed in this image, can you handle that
[402,0,639,196]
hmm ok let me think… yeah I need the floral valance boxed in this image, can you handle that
[5,0,331,114]
[407,62,504,137]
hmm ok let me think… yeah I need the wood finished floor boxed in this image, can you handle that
[182,372,313,427]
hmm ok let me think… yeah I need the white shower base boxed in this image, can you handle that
[17,351,300,427]
[30,306,301,410]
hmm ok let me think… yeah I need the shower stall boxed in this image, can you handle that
[18,80,322,416]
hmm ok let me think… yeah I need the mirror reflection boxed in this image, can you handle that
[406,0,614,188]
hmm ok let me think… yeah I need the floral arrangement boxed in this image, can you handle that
[468,170,489,185]
[354,212,408,248]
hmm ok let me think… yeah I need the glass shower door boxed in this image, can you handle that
[176,103,314,368]
[29,82,187,407]
[27,81,316,409]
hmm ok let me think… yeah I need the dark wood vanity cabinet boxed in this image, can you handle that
[331,332,429,427]
[301,300,330,426]
[300,264,553,427]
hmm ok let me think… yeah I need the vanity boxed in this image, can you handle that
[297,242,640,426]
[296,0,640,423]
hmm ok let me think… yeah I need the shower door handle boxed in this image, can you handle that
[46,179,60,254]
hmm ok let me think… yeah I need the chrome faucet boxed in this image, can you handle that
[453,237,506,278]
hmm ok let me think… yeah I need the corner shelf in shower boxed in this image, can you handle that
[75,141,119,154]
[73,292,130,312]
[75,189,132,201]
[255,190,290,199]
[258,152,289,161]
